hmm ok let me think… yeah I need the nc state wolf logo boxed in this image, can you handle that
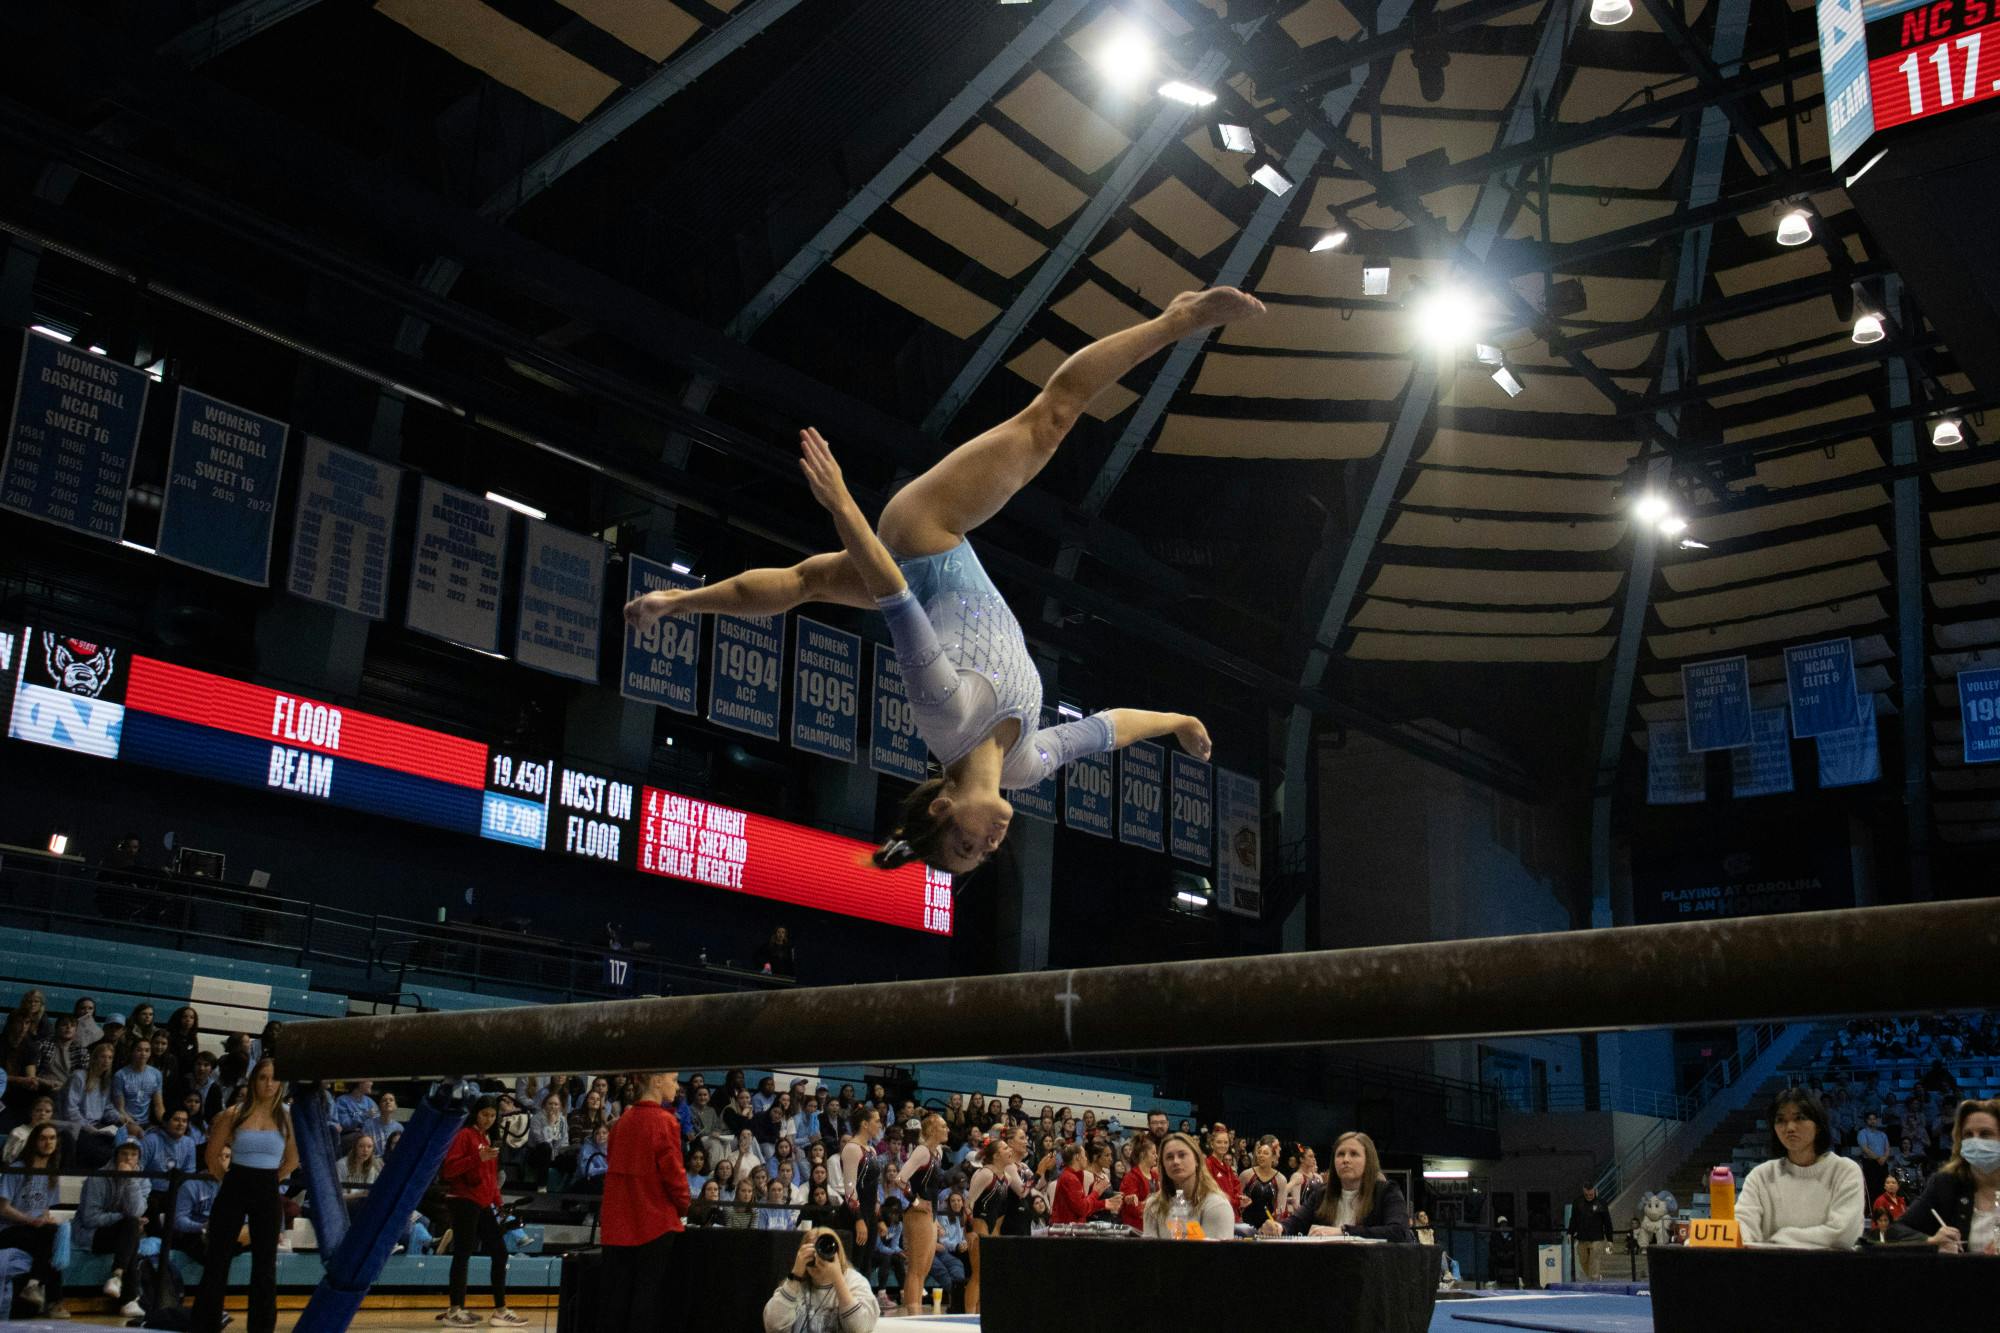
[42,633,116,698]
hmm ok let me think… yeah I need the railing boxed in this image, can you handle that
[1495,1082,1695,1119]
[1590,1023,1786,1199]
[0,849,789,1007]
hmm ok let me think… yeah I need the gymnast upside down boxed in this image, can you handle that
[623,287,1266,875]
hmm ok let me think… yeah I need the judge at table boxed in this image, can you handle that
[1272,1132,1412,1241]
[1736,1086,1865,1250]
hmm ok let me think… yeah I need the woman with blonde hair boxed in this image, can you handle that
[1890,1097,2000,1252]
[763,1226,876,1332]
[897,1112,948,1314]
[1142,1132,1233,1239]
[193,1058,300,1333]
[1274,1131,1411,1240]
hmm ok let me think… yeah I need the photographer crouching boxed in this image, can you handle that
[764,1226,877,1332]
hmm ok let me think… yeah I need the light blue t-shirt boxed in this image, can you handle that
[112,1066,164,1127]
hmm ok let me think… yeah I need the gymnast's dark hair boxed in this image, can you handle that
[873,777,952,871]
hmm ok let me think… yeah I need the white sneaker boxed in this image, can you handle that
[444,1309,481,1327]
[102,1276,122,1300]
[19,1279,44,1312]
[120,1299,146,1320]
[489,1310,528,1326]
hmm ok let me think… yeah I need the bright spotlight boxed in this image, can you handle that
[1361,263,1391,296]
[1633,494,1670,524]
[1095,26,1153,89]
[1657,514,1689,536]
[1310,230,1349,253]
[1209,122,1256,154]
[1775,207,1813,246]
[1491,365,1525,398]
[1411,284,1485,350]
[1158,81,1217,106]
[1247,154,1296,196]
[1851,312,1884,345]
[1933,418,1964,447]
[1590,0,1634,23]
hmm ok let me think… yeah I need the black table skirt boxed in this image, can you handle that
[558,1229,802,1333]
[980,1236,1439,1333]
[1649,1243,2000,1331]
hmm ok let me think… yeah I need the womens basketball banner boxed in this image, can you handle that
[1,333,150,542]
[1117,741,1165,852]
[1214,767,1261,918]
[790,617,860,762]
[515,518,605,683]
[708,614,784,741]
[287,435,400,619]
[868,642,928,782]
[621,555,702,713]
[1062,750,1114,838]
[406,479,508,654]
[1169,751,1213,865]
[155,387,290,585]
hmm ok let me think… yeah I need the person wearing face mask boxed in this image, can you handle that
[1736,1086,1865,1249]
[1890,1097,2000,1254]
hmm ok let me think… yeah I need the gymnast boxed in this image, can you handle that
[624,288,1265,874]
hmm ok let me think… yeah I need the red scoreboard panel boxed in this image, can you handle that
[1866,0,2000,132]
[637,786,953,935]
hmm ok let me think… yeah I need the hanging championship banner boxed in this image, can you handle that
[868,642,927,782]
[1786,637,1859,737]
[287,436,399,619]
[1118,740,1165,851]
[1817,696,1881,788]
[155,387,289,585]
[1215,766,1262,918]
[708,614,784,741]
[1063,749,1114,838]
[515,519,605,683]
[621,555,702,713]
[1,333,150,542]
[1646,721,1705,804]
[406,479,508,654]
[1169,751,1213,865]
[1730,708,1794,799]
[1682,655,1752,751]
[790,617,860,763]
[1010,709,1059,822]
[1957,667,2000,764]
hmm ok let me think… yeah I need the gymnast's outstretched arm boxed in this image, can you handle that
[1102,708,1212,762]
[798,426,904,603]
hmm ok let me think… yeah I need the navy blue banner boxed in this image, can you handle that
[1010,710,1059,822]
[868,642,928,782]
[791,617,860,763]
[621,555,702,713]
[1118,740,1165,851]
[1646,721,1705,804]
[1817,697,1881,788]
[1682,655,1752,752]
[515,519,605,683]
[708,614,784,741]
[287,436,399,619]
[1,334,150,542]
[1958,668,2000,764]
[1786,637,1859,738]
[156,388,289,585]
[1730,708,1793,798]
[1063,749,1115,838]
[1169,751,1213,865]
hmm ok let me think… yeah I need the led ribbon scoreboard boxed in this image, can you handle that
[4,623,947,936]
[1821,0,2000,167]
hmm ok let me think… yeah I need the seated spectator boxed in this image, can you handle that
[524,1091,568,1187]
[799,1184,836,1231]
[1119,1133,1158,1229]
[774,1136,803,1189]
[726,1177,759,1230]
[164,1007,201,1071]
[710,1158,738,1205]
[3,1094,60,1162]
[1143,1133,1233,1240]
[31,1014,85,1100]
[125,1004,158,1051]
[1737,1086,1865,1249]
[147,1031,180,1091]
[869,1199,905,1292]
[112,1038,165,1133]
[1860,1207,1895,1245]
[691,1085,727,1165]
[331,1079,378,1141]
[140,1107,200,1230]
[63,1039,123,1166]
[1,1008,38,1120]
[70,998,103,1050]
[576,1124,611,1190]
[1892,1097,2000,1253]
[341,1133,383,1212]
[1278,1132,1413,1241]
[568,1087,610,1147]
[689,1179,726,1228]
[171,1143,223,1260]
[758,1180,794,1231]
[753,925,795,978]
[1873,1172,1909,1221]
[0,1120,68,1315]
[365,1091,404,1159]
[752,1076,780,1115]
[173,1050,220,1117]
[1027,1191,1050,1235]
[76,1138,149,1318]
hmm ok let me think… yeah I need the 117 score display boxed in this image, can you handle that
[1867,0,2000,131]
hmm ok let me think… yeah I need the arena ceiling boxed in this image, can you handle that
[4,0,1998,844]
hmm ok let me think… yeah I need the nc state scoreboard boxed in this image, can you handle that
[1821,0,2000,166]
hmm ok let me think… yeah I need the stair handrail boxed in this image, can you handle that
[1591,1023,1784,1197]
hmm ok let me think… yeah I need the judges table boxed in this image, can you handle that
[1650,1243,2000,1330]
[557,1229,800,1333]
[980,1235,1439,1333]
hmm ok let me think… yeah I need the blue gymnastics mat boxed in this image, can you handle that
[1432,1292,1656,1333]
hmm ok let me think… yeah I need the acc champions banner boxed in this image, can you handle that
[1215,767,1261,917]
[791,617,860,762]
[868,643,927,782]
[1010,709,1059,822]
[1118,740,1165,852]
[156,387,289,585]
[1786,637,1859,737]
[2,334,149,542]
[1646,721,1705,804]
[708,614,783,741]
[1958,667,2000,763]
[288,436,399,619]
[515,519,605,683]
[1730,708,1794,798]
[1682,655,1752,751]
[1063,749,1114,838]
[622,555,702,713]
[1169,752,1213,865]
[407,479,508,654]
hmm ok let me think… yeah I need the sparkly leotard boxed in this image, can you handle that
[878,539,1113,788]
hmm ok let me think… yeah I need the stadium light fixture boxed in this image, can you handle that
[1209,122,1256,154]
[1775,206,1813,246]
[1491,365,1525,398]
[1247,153,1296,196]
[1411,283,1486,350]
[1933,418,1964,447]
[1632,493,1671,524]
[1362,262,1391,296]
[1158,80,1217,106]
[1095,26,1153,89]
[1657,514,1689,536]
[1589,0,1633,23]
[485,491,547,521]
[1310,230,1349,253]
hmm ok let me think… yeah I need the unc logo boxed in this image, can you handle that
[43,632,116,698]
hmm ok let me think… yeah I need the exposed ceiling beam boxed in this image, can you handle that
[1613,333,1945,417]
[1552,263,1891,354]
[1885,275,1931,900]
[1263,0,1546,91]
[156,0,322,67]
[1501,168,1830,275]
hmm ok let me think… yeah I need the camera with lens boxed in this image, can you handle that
[813,1233,840,1263]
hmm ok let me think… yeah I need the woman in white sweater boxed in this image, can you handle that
[763,1228,877,1332]
[1737,1086,1865,1249]
[1142,1133,1236,1239]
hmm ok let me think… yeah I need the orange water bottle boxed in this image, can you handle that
[1708,1166,1735,1222]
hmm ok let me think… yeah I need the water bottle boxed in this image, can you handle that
[1708,1166,1735,1222]
[1167,1190,1192,1240]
